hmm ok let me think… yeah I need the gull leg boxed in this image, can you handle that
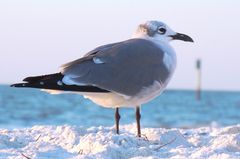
[115,107,121,134]
[136,106,141,137]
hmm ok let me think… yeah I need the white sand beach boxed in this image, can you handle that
[0,124,239,159]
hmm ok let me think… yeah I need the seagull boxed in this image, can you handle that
[11,20,193,137]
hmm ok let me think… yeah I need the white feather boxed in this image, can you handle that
[82,80,167,108]
[93,57,104,64]
[62,76,86,86]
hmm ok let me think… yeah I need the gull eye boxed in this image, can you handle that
[158,27,166,34]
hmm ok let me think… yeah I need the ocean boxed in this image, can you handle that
[0,85,239,129]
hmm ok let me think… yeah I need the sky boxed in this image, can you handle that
[0,0,240,91]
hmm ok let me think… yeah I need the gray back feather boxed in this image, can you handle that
[61,39,170,96]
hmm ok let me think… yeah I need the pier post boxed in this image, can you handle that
[196,59,201,101]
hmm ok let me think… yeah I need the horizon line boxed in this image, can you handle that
[1,84,239,93]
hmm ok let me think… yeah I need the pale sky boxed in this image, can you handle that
[0,0,240,90]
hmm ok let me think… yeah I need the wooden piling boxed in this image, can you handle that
[196,59,201,100]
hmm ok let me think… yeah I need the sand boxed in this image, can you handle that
[0,124,239,159]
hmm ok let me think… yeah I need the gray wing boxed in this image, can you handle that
[61,39,170,96]
[61,42,122,68]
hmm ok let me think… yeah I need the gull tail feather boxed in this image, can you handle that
[11,73,109,93]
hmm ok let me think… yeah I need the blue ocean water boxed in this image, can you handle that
[0,85,239,129]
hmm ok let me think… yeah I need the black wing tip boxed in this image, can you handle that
[10,82,110,93]
[23,73,63,82]
[23,77,31,82]
[10,83,27,87]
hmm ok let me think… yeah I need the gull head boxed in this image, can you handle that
[132,20,194,43]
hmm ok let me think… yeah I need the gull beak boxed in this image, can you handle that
[170,33,194,42]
